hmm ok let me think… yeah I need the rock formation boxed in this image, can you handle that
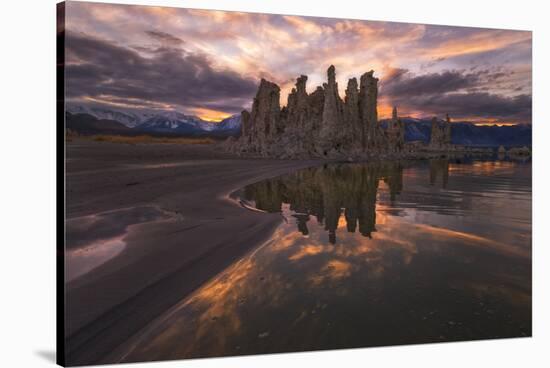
[429,117,442,148]
[279,75,324,156]
[359,70,381,151]
[343,77,361,147]
[240,109,251,143]
[508,146,531,157]
[232,65,455,159]
[429,114,452,149]
[444,114,452,145]
[247,79,282,154]
[319,65,345,153]
[386,107,405,153]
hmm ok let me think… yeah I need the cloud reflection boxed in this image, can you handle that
[119,160,531,362]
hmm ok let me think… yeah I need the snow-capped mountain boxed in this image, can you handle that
[216,114,241,131]
[136,112,216,132]
[67,105,242,136]
[66,105,147,128]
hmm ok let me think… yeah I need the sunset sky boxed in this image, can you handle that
[64,1,532,124]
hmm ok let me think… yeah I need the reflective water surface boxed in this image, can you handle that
[121,159,531,362]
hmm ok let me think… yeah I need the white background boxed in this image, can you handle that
[1,0,549,367]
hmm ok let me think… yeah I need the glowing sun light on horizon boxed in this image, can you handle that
[189,107,234,122]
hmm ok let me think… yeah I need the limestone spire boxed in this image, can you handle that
[359,70,379,151]
[327,65,336,86]
[444,114,452,145]
[296,75,307,94]
[320,65,344,151]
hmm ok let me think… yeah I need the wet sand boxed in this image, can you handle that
[64,141,319,365]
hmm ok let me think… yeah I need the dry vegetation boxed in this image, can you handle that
[68,134,215,145]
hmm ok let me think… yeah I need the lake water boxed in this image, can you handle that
[121,158,531,362]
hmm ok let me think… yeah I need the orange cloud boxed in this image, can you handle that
[66,2,531,122]
[283,15,333,36]
[423,30,531,60]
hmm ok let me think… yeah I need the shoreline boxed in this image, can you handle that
[64,141,320,365]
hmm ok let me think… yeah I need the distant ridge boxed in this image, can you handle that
[66,112,131,135]
[380,117,532,147]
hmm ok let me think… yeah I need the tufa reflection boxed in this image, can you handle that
[243,161,436,244]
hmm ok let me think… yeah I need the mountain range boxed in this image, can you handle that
[379,117,532,147]
[66,106,531,147]
[66,105,241,137]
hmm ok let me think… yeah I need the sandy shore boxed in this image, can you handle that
[64,141,319,365]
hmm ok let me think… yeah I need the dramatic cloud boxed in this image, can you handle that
[380,68,531,123]
[63,1,532,123]
[65,32,257,114]
[381,69,480,97]
[144,30,184,45]
[405,92,531,122]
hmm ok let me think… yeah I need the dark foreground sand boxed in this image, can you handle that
[64,141,319,365]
